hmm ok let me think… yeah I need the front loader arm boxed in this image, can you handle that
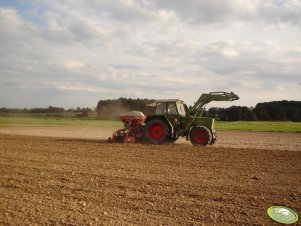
[185,91,239,130]
[189,92,239,116]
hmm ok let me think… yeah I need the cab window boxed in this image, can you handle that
[155,103,166,114]
[167,103,177,114]
[176,102,186,116]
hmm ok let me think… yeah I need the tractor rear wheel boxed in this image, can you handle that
[189,126,212,146]
[145,119,168,144]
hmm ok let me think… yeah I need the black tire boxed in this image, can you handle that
[145,119,168,144]
[189,126,212,146]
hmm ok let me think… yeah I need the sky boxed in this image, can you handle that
[0,0,301,109]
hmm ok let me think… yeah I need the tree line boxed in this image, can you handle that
[204,100,301,121]
[97,98,301,121]
[0,106,94,117]
[1,99,300,121]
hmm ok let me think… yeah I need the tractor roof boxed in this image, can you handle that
[156,99,184,103]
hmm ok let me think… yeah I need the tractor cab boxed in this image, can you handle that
[152,99,187,132]
[155,99,186,116]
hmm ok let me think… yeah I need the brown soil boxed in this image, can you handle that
[0,131,300,225]
[0,135,301,225]
[0,126,300,151]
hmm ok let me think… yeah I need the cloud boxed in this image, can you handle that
[149,0,301,26]
[150,0,257,24]
[0,1,300,108]
[39,10,112,45]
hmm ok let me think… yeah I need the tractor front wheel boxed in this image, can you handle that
[145,119,168,144]
[189,126,212,146]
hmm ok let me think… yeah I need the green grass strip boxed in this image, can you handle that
[215,121,301,132]
[0,116,122,127]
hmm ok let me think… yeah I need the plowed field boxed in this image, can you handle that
[0,127,301,225]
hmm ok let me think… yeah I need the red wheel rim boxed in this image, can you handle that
[193,129,206,143]
[149,123,165,139]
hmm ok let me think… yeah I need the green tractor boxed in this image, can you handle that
[143,92,239,145]
[109,91,239,145]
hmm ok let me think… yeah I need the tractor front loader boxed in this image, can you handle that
[108,91,239,145]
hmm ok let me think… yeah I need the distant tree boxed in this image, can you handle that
[78,108,92,117]
[287,107,301,122]
[207,107,219,118]
[208,106,256,121]
[0,108,9,113]
[254,100,301,121]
